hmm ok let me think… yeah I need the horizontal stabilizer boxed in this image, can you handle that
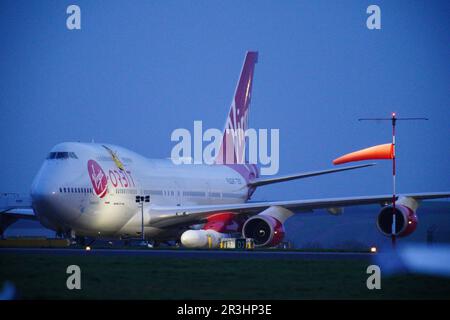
[248,163,375,187]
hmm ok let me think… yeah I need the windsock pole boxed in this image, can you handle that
[391,113,397,248]
[357,114,428,249]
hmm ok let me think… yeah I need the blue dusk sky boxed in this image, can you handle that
[0,0,449,201]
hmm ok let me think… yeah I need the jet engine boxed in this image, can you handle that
[181,206,293,248]
[376,197,419,237]
[242,206,293,247]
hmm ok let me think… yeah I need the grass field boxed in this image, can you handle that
[1,253,450,299]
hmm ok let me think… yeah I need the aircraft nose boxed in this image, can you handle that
[31,162,60,200]
[30,179,58,202]
[31,163,62,221]
[31,161,81,227]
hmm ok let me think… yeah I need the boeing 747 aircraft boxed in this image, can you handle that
[1,52,449,248]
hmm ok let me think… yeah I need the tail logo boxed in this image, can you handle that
[87,160,108,198]
[169,51,280,176]
[217,51,257,164]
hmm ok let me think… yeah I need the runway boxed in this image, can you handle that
[0,247,373,260]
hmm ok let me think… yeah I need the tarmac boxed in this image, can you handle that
[0,247,373,260]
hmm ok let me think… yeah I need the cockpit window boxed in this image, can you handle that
[47,152,78,160]
[47,152,57,159]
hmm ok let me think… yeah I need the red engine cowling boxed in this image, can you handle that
[376,197,418,237]
[242,215,285,247]
[203,212,244,233]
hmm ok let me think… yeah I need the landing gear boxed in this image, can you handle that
[74,235,86,246]
[138,240,149,247]
[69,232,88,247]
[139,240,158,248]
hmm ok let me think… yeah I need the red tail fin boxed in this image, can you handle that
[215,51,258,164]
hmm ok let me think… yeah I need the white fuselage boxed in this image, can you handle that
[30,142,250,240]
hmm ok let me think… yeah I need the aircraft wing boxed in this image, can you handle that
[1,208,35,219]
[149,192,450,228]
[0,193,35,220]
[0,193,35,236]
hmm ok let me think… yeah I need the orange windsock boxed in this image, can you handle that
[333,143,394,165]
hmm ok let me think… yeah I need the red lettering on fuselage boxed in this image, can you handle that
[109,170,118,187]
[106,168,136,190]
